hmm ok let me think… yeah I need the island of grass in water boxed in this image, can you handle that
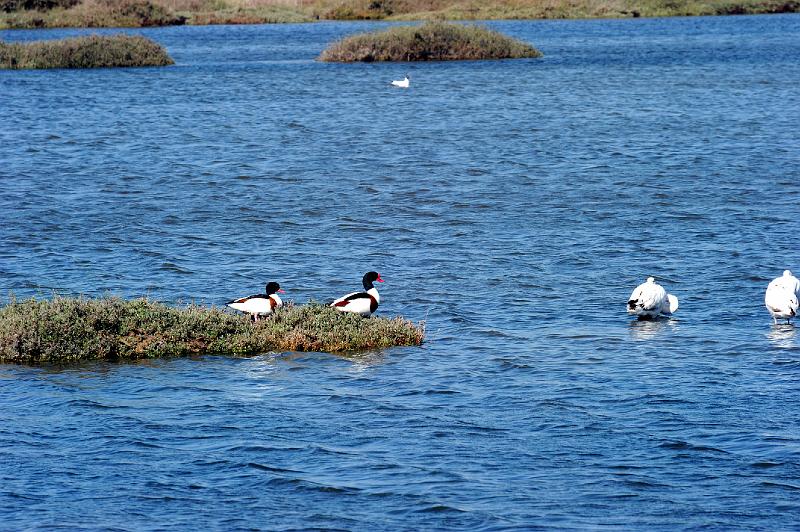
[319,21,542,62]
[0,296,425,364]
[0,34,173,69]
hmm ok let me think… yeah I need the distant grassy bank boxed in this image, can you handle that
[320,21,541,61]
[2,0,798,29]
[0,33,173,68]
[0,297,425,364]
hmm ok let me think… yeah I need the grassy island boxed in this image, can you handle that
[0,296,425,364]
[319,21,541,62]
[0,33,173,69]
[2,0,798,30]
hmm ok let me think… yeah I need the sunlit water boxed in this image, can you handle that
[2,15,800,529]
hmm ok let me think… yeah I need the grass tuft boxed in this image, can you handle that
[0,33,174,69]
[319,21,542,62]
[0,296,425,364]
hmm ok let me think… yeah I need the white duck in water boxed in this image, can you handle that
[627,277,679,320]
[765,270,800,324]
[227,281,285,322]
[391,75,410,88]
[331,271,384,317]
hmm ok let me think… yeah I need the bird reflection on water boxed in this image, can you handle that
[766,324,797,349]
[628,318,678,341]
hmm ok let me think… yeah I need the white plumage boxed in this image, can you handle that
[331,271,383,317]
[227,295,282,316]
[391,75,410,88]
[331,291,379,316]
[627,277,679,320]
[227,281,284,322]
[765,270,800,324]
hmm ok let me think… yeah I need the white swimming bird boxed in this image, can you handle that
[391,75,410,88]
[331,271,384,317]
[627,277,679,320]
[765,270,800,324]
[227,281,285,322]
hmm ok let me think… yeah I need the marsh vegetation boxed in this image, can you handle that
[0,296,425,364]
[2,0,797,29]
[319,21,542,62]
[0,33,173,68]
[1,0,186,28]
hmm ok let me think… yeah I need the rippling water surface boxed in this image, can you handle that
[2,14,800,529]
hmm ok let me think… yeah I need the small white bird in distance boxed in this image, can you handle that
[391,74,410,88]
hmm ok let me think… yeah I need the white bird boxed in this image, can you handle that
[391,75,410,88]
[627,277,679,320]
[331,271,384,317]
[765,270,800,325]
[227,281,285,322]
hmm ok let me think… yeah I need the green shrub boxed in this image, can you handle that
[319,21,542,62]
[0,34,174,69]
[322,0,395,19]
[0,296,425,364]
[105,0,183,25]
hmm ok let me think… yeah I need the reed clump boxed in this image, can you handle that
[0,296,425,364]
[319,21,542,62]
[0,34,174,69]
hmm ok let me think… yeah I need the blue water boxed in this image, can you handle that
[2,14,800,529]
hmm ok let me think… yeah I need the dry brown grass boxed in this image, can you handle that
[378,0,799,20]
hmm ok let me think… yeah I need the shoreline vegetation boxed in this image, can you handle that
[0,33,173,67]
[319,21,542,61]
[0,296,425,364]
[1,0,798,30]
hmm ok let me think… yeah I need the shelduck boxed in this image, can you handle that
[227,281,285,322]
[627,277,679,320]
[765,270,800,324]
[331,271,384,317]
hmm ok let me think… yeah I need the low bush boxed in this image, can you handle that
[0,0,185,29]
[0,33,173,69]
[319,21,542,62]
[711,0,800,14]
[0,296,425,364]
[1,0,78,13]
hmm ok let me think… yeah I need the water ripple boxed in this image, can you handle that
[2,13,800,531]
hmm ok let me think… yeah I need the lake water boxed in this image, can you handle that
[2,14,800,529]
